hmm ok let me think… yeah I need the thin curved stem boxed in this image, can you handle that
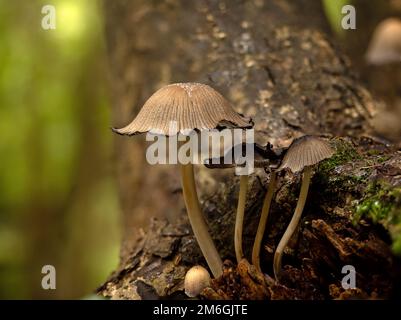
[252,171,277,272]
[180,163,223,278]
[235,175,248,263]
[273,166,312,280]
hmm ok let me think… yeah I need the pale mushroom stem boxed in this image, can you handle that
[273,166,312,280]
[235,175,248,263]
[252,171,277,272]
[180,163,223,278]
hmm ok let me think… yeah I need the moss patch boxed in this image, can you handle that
[319,138,362,173]
[313,138,367,200]
[312,138,401,255]
[353,181,401,255]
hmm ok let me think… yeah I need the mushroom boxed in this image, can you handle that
[205,142,279,265]
[365,18,401,65]
[273,135,333,280]
[251,144,286,272]
[234,174,248,263]
[184,265,211,297]
[112,82,251,278]
[251,169,277,272]
[202,159,249,264]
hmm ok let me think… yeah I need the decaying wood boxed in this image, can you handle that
[99,0,400,299]
[98,137,401,299]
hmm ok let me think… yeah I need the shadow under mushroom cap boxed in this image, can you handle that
[278,135,334,173]
[112,82,252,136]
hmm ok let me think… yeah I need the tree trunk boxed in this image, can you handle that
[98,0,401,299]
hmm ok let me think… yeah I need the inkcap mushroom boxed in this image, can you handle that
[251,143,285,272]
[234,174,249,263]
[184,265,211,297]
[113,82,251,278]
[273,135,333,280]
[251,169,277,272]
[205,142,278,265]
[365,18,401,65]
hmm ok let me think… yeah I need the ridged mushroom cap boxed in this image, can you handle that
[113,83,252,136]
[278,135,334,173]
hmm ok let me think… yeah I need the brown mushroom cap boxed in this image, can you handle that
[365,18,401,65]
[112,82,252,136]
[278,135,334,173]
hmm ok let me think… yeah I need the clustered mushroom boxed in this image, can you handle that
[113,83,335,285]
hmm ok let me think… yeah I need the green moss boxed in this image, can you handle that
[366,149,381,156]
[319,139,362,173]
[310,138,401,255]
[353,181,401,255]
[314,139,366,195]
[377,155,391,163]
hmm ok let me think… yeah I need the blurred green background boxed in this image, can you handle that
[0,0,120,299]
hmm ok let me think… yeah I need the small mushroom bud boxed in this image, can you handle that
[184,265,211,298]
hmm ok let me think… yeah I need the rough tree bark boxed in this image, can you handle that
[98,0,401,299]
